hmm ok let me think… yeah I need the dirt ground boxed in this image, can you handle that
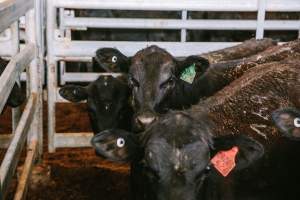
[0,102,130,200]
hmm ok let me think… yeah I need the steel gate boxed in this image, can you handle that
[47,0,300,152]
[0,0,44,199]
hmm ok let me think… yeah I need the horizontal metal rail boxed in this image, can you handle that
[0,0,34,33]
[64,17,300,31]
[53,0,300,12]
[0,43,35,113]
[54,41,240,57]
[54,132,93,148]
[0,93,37,197]
[62,72,123,83]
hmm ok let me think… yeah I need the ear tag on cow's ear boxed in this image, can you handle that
[211,146,239,177]
[180,63,196,84]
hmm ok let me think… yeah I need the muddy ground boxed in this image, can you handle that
[0,102,129,200]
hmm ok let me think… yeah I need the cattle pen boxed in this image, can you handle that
[0,0,299,199]
[0,0,44,199]
[47,0,300,152]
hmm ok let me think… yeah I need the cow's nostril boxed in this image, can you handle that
[137,116,156,126]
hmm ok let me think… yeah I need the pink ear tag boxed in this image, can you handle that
[211,146,239,177]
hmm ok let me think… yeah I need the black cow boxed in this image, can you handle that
[0,58,26,109]
[59,76,133,133]
[92,113,264,200]
[93,46,263,131]
[92,60,300,200]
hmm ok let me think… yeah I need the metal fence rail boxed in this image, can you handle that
[0,0,43,199]
[47,0,300,152]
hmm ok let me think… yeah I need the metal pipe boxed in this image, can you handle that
[47,0,58,152]
[53,0,300,11]
[63,17,300,31]
[53,41,239,57]
[256,0,266,39]
[61,72,123,83]
[181,10,187,42]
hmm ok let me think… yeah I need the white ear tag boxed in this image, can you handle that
[116,138,125,148]
[294,118,300,128]
[111,56,118,63]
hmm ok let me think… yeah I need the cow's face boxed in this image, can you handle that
[94,46,209,131]
[129,46,209,131]
[59,76,131,133]
[128,46,178,130]
[92,112,264,200]
[272,107,300,140]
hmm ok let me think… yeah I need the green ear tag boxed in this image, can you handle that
[180,63,196,84]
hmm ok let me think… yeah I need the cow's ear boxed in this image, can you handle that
[91,129,141,163]
[176,56,209,79]
[7,84,26,107]
[272,108,300,140]
[211,135,264,176]
[94,48,130,73]
[59,85,88,102]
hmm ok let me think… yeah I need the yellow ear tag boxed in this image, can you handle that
[180,63,196,84]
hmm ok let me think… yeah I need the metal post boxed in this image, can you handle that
[25,8,40,149]
[34,0,45,157]
[47,0,58,152]
[256,0,266,39]
[181,10,187,42]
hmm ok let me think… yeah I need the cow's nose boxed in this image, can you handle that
[136,114,157,127]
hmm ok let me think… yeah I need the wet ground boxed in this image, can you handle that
[0,103,130,200]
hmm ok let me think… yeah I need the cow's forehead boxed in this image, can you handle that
[132,45,174,63]
[146,138,210,172]
[89,77,127,98]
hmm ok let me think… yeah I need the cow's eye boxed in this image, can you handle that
[128,76,139,88]
[116,137,125,148]
[160,76,175,89]
[294,118,300,127]
[111,56,118,63]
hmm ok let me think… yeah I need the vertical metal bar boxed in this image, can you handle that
[25,8,40,148]
[60,61,66,85]
[256,0,266,39]
[34,0,44,157]
[181,10,187,42]
[10,22,21,133]
[47,0,58,152]
[59,8,66,85]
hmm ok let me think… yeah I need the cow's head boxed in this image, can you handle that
[59,76,132,133]
[272,107,300,140]
[94,46,209,131]
[0,58,26,109]
[92,112,264,200]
